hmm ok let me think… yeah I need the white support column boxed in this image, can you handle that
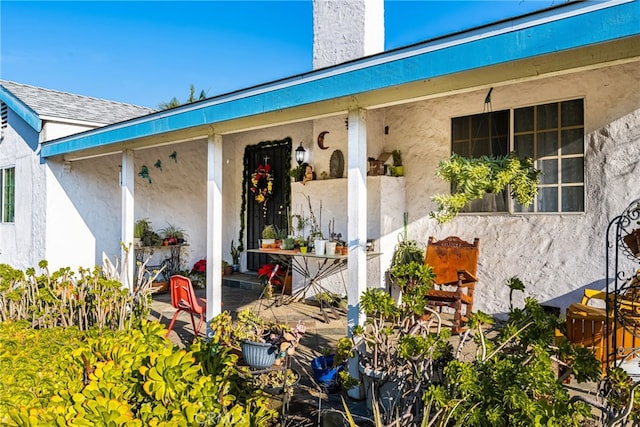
[121,149,135,291]
[347,107,367,399]
[206,132,223,338]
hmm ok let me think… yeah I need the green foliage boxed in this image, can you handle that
[158,84,207,110]
[0,320,276,426]
[423,278,600,426]
[0,259,156,330]
[430,153,541,223]
[230,240,241,265]
[261,224,277,239]
[134,218,151,239]
[392,149,402,166]
[390,238,424,267]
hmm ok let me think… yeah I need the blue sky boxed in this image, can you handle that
[1,1,562,109]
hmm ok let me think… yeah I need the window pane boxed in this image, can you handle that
[561,99,584,127]
[471,138,490,157]
[537,103,558,130]
[538,131,558,157]
[452,117,468,140]
[471,114,489,138]
[513,200,534,213]
[492,111,509,136]
[561,128,584,155]
[538,187,558,212]
[452,142,468,157]
[462,191,508,212]
[539,159,558,184]
[515,134,534,159]
[491,136,509,157]
[561,158,583,183]
[515,106,534,132]
[3,167,15,223]
[562,186,584,211]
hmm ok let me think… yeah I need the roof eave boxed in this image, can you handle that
[0,85,42,132]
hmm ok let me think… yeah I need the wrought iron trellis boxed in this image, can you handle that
[605,198,640,370]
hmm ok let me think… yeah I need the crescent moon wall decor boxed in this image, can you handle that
[317,131,330,150]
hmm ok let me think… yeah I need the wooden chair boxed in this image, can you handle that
[567,288,640,372]
[166,275,207,339]
[424,236,480,334]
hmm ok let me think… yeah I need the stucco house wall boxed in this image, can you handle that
[0,109,44,267]
[380,61,640,315]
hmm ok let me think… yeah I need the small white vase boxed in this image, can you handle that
[326,241,337,256]
[314,239,327,255]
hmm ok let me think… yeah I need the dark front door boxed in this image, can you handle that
[244,138,292,271]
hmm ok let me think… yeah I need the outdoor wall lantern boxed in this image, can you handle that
[295,142,306,165]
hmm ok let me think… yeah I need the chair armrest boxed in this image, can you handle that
[438,270,477,287]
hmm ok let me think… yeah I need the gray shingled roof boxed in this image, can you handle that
[0,80,155,125]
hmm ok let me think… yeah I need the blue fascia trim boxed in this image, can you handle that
[41,0,639,158]
[0,86,42,132]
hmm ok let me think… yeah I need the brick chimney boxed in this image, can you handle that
[312,0,384,70]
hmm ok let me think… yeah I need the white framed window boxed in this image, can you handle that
[450,98,584,214]
[1,167,15,223]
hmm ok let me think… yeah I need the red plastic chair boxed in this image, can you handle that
[166,275,207,339]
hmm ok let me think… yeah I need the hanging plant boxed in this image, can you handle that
[430,153,541,224]
[250,164,274,204]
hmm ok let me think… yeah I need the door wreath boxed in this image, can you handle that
[250,163,274,204]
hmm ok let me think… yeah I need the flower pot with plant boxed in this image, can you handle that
[159,223,187,245]
[137,219,163,247]
[232,308,306,369]
[134,218,152,247]
[392,149,404,176]
[230,240,242,271]
[261,224,277,248]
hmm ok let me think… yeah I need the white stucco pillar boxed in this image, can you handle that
[121,149,135,291]
[206,132,223,338]
[347,107,367,399]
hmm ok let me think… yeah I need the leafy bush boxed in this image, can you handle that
[0,258,156,330]
[0,320,276,426]
[422,284,601,426]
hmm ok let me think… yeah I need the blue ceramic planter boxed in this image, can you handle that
[241,340,277,369]
[311,355,342,392]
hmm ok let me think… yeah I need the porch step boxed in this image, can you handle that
[222,272,263,291]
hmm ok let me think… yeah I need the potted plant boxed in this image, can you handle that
[289,165,304,182]
[137,219,163,247]
[222,260,233,276]
[159,223,187,245]
[261,224,277,248]
[389,261,434,317]
[336,288,451,421]
[232,308,306,369]
[430,153,541,224]
[134,218,152,247]
[189,258,206,288]
[392,149,404,176]
[230,240,242,271]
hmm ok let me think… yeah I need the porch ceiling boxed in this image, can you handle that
[41,0,639,162]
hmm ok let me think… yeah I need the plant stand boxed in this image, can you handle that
[248,355,297,423]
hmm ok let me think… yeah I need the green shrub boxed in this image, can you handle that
[0,320,276,426]
[0,260,155,330]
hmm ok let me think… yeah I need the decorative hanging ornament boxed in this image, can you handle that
[250,163,274,204]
